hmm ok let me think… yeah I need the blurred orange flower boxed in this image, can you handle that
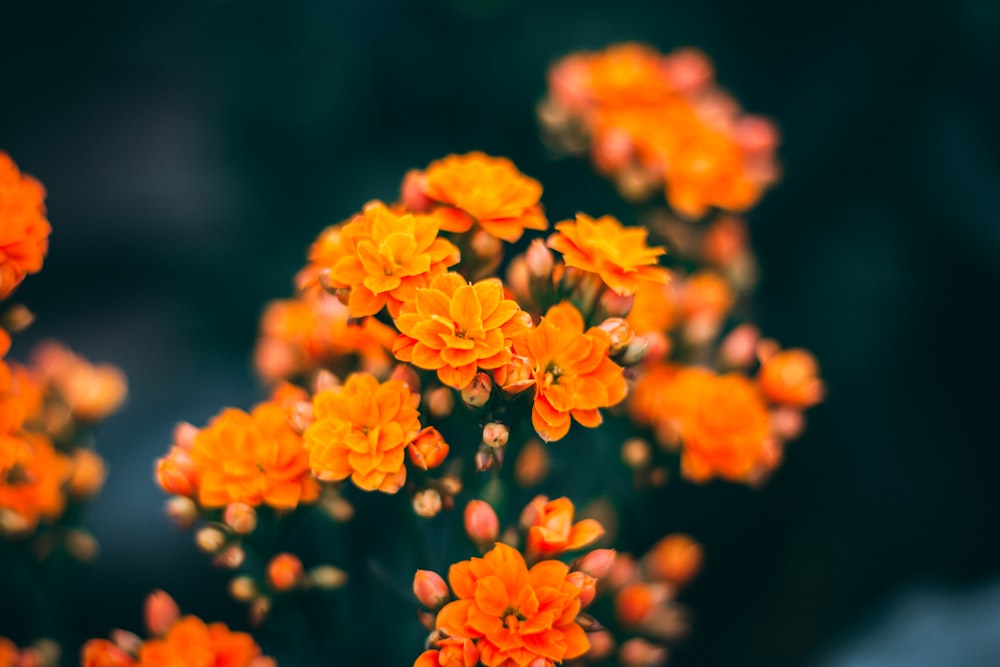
[626,279,678,335]
[316,201,460,317]
[0,152,51,299]
[521,495,605,558]
[137,616,271,667]
[30,341,128,422]
[304,373,421,492]
[0,637,18,667]
[0,432,72,531]
[189,401,319,509]
[434,542,590,667]
[81,639,136,667]
[514,302,627,442]
[393,273,532,390]
[421,152,548,242]
[547,213,668,297]
[757,348,824,408]
[414,638,479,667]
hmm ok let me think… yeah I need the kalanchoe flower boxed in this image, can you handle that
[757,348,824,408]
[414,638,479,667]
[429,542,591,667]
[393,273,532,390]
[0,152,51,299]
[417,152,549,242]
[547,213,668,297]
[407,426,450,470]
[514,302,628,442]
[304,373,421,492]
[313,201,460,318]
[0,432,72,534]
[521,496,605,559]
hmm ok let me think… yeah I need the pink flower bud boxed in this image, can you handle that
[525,239,554,278]
[223,503,258,535]
[482,422,509,448]
[461,372,493,410]
[267,553,304,592]
[413,570,450,609]
[464,500,499,545]
[567,571,597,606]
[401,169,434,212]
[577,548,617,579]
[145,590,180,636]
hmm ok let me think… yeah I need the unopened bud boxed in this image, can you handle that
[408,427,450,470]
[307,565,348,589]
[494,355,534,395]
[164,496,198,530]
[617,336,649,366]
[719,323,760,369]
[577,548,617,579]
[514,439,550,487]
[567,571,597,606]
[155,448,197,497]
[249,597,271,627]
[68,448,106,500]
[194,526,227,554]
[413,570,450,609]
[599,290,635,318]
[1,304,34,332]
[621,438,651,469]
[416,609,436,631]
[267,553,304,591]
[214,544,246,569]
[110,629,143,655]
[172,422,199,450]
[525,239,554,278]
[287,401,314,433]
[390,364,421,393]
[615,583,656,627]
[64,529,99,562]
[644,534,702,586]
[618,637,669,667]
[229,576,258,602]
[598,318,634,355]
[401,169,433,212]
[586,630,616,661]
[475,448,494,472]
[312,369,341,393]
[482,422,509,448]
[438,474,462,497]
[424,386,455,419]
[17,647,46,667]
[145,590,180,636]
[468,230,504,279]
[412,488,443,518]
[461,373,492,410]
[463,500,499,545]
[321,492,355,523]
[0,509,29,535]
[223,503,258,535]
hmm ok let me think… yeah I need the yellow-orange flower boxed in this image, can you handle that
[255,289,396,383]
[513,302,627,442]
[304,373,421,492]
[393,273,532,390]
[434,542,590,667]
[317,201,459,317]
[547,214,667,297]
[0,432,72,531]
[421,152,548,242]
[0,152,51,299]
[521,496,605,558]
[189,401,319,509]
[137,615,271,667]
[757,348,824,408]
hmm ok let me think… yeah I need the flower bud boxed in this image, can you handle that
[566,571,597,606]
[424,387,454,419]
[214,544,246,569]
[505,257,530,302]
[267,553,304,591]
[621,438,651,468]
[617,336,649,366]
[64,529,99,562]
[145,590,180,636]
[599,290,634,318]
[770,407,804,441]
[758,348,824,408]
[110,630,142,655]
[229,576,258,602]
[618,637,669,667]
[719,323,760,369]
[438,474,462,497]
[493,356,534,395]
[482,422,509,448]
[194,526,227,554]
[413,570,449,609]
[586,631,616,661]
[514,439,550,487]
[312,369,341,393]
[408,427,450,470]
[461,373,492,410]
[390,364,422,393]
[463,500,499,545]
[468,230,504,280]
[577,548,617,579]
[593,127,634,174]
[1,304,34,332]
[82,639,132,667]
[598,318,633,355]
[223,503,258,535]
[615,583,656,627]
[173,421,199,449]
[164,496,198,530]
[412,489,443,518]
[525,239,554,279]
[320,492,355,523]
[68,448,106,500]
[644,534,702,586]
[287,401,315,433]
[401,169,433,212]
[155,448,197,497]
[307,565,348,589]
[249,597,271,627]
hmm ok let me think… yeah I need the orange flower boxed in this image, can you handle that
[189,400,320,509]
[0,432,72,531]
[0,638,19,667]
[547,214,667,297]
[316,201,459,317]
[137,615,271,667]
[681,372,771,483]
[643,534,702,586]
[626,279,678,335]
[757,348,824,408]
[407,426,450,470]
[521,496,605,558]
[434,542,590,667]
[421,153,548,242]
[393,273,532,390]
[513,302,627,442]
[29,341,127,422]
[664,128,759,219]
[580,43,676,107]
[679,271,734,322]
[414,638,479,667]
[255,289,396,383]
[81,639,136,667]
[304,373,421,492]
[0,152,51,299]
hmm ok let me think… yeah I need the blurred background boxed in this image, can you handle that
[2,0,999,665]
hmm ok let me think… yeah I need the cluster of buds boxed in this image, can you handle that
[0,638,59,667]
[228,553,347,626]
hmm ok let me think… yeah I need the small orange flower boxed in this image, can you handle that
[393,273,532,390]
[189,400,320,509]
[255,289,396,383]
[81,639,136,667]
[421,152,548,242]
[304,373,421,492]
[547,213,668,297]
[407,426,450,470]
[644,534,703,586]
[0,152,51,299]
[434,542,591,667]
[664,127,759,219]
[316,201,460,317]
[136,615,270,667]
[0,432,72,531]
[626,279,679,335]
[414,638,479,667]
[629,364,712,439]
[580,43,677,107]
[514,302,627,442]
[30,341,127,422]
[521,495,605,558]
[757,348,824,408]
[679,271,734,322]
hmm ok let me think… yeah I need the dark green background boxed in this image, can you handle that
[2,0,999,665]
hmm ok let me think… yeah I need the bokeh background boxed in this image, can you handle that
[2,0,999,665]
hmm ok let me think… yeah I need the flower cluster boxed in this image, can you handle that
[540,44,780,218]
[0,152,51,299]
